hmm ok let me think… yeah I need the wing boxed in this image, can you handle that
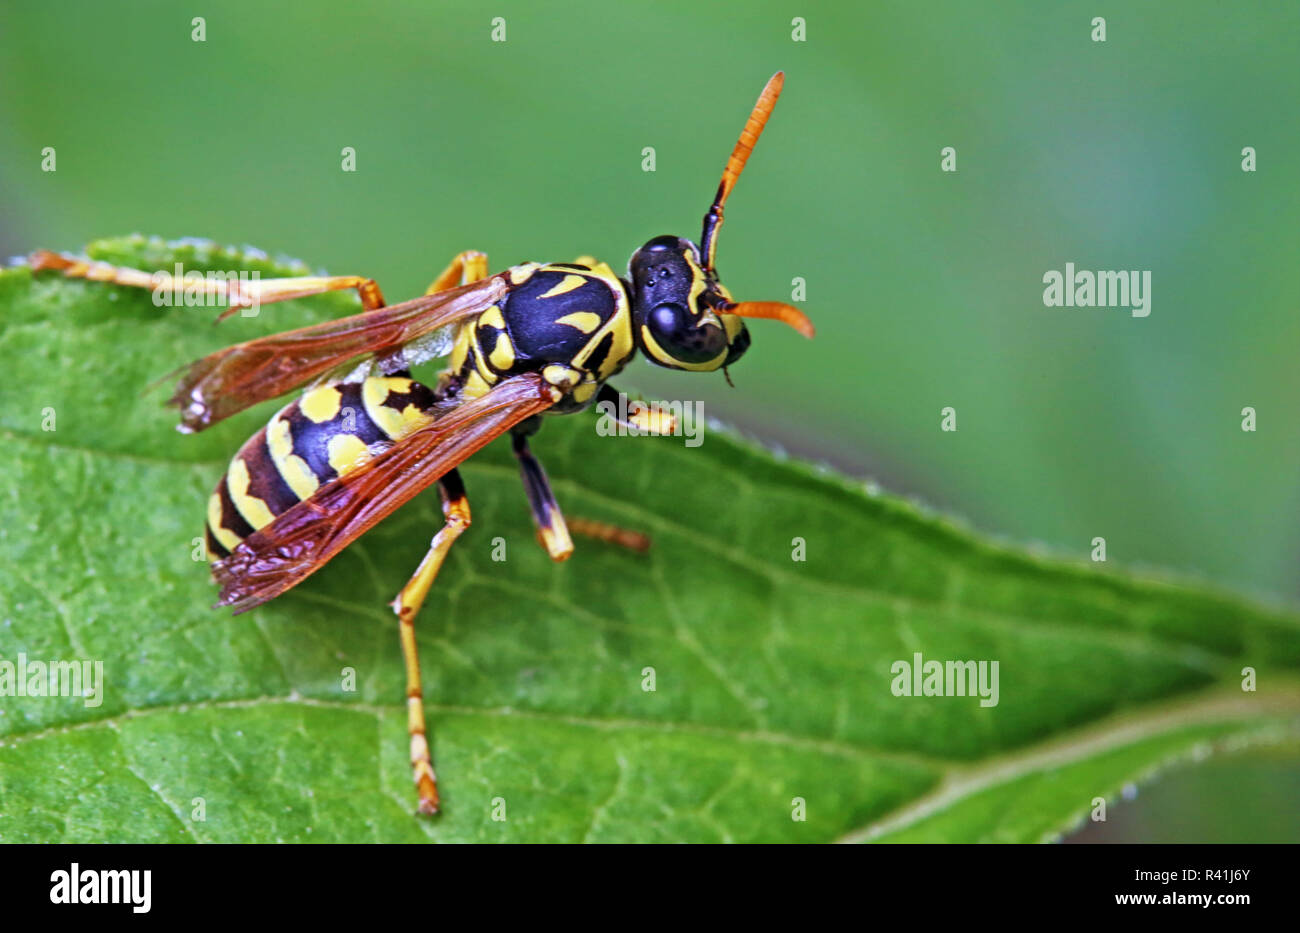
[212,372,560,613]
[168,274,511,432]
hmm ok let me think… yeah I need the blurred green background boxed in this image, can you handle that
[2,0,1297,840]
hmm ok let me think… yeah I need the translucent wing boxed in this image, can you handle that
[212,373,559,613]
[169,275,510,432]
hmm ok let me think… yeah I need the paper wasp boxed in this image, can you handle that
[29,72,812,815]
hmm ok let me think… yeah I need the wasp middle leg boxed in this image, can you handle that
[511,418,651,558]
[511,424,575,561]
[389,468,472,815]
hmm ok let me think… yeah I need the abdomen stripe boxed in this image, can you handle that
[205,376,436,559]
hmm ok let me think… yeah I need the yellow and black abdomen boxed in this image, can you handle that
[205,376,436,560]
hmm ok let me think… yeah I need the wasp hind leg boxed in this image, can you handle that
[511,422,651,558]
[28,249,388,319]
[28,246,492,321]
[389,468,473,815]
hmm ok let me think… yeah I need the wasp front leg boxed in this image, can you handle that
[389,468,473,815]
[595,384,679,436]
[425,250,489,294]
[28,249,388,319]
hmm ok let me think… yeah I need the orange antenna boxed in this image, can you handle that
[700,71,785,272]
[718,300,815,338]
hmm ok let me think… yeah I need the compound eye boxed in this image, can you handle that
[646,302,727,364]
[648,302,686,338]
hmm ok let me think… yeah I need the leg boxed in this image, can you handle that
[28,249,387,319]
[425,250,489,294]
[512,425,574,562]
[595,384,679,436]
[566,517,651,553]
[569,519,650,556]
[512,420,652,558]
[389,468,472,815]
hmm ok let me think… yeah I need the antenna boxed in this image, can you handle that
[699,71,785,272]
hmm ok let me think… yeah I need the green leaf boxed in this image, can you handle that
[2,237,1298,843]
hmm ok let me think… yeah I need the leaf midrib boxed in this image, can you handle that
[7,682,1296,844]
[6,430,1266,673]
[836,680,1300,843]
[0,692,936,767]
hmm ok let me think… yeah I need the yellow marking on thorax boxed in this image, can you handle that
[489,332,515,371]
[461,368,492,400]
[267,414,320,500]
[480,304,506,330]
[327,434,372,476]
[572,381,597,405]
[362,376,432,440]
[300,384,343,423]
[555,311,603,334]
[507,263,540,286]
[543,260,618,280]
[207,492,243,552]
[575,312,635,381]
[227,458,276,530]
[551,261,632,380]
[470,339,497,386]
[606,320,635,379]
[589,261,621,282]
[539,274,588,299]
[448,322,472,374]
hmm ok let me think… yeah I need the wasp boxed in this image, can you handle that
[30,72,812,815]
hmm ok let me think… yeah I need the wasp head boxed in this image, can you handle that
[625,73,813,375]
[627,235,751,371]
